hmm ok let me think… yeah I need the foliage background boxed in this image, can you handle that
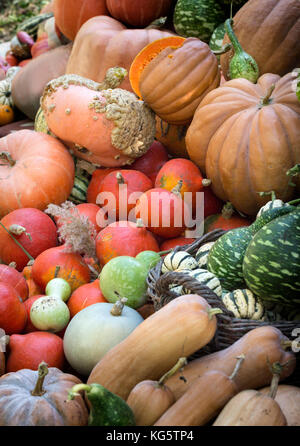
[0,0,49,43]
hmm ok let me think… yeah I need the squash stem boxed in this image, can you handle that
[136,218,145,228]
[202,178,212,187]
[288,198,300,206]
[158,357,187,386]
[110,297,128,316]
[260,84,275,107]
[0,222,34,261]
[221,202,234,219]
[171,180,183,196]
[68,383,91,400]
[116,172,125,184]
[31,362,49,397]
[229,354,245,380]
[207,308,223,320]
[0,151,16,167]
[268,362,284,400]
[224,19,242,55]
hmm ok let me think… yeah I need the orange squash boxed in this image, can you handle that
[155,116,189,159]
[65,16,175,93]
[53,0,109,41]
[259,384,300,426]
[0,105,14,126]
[0,130,75,218]
[186,72,300,215]
[22,263,43,298]
[133,37,220,124]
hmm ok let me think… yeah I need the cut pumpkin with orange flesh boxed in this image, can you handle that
[129,36,186,98]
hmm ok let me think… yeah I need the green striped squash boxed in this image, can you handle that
[256,199,288,218]
[170,268,222,297]
[161,251,198,273]
[222,289,265,321]
[243,209,300,308]
[195,241,215,269]
[250,204,295,234]
[207,226,253,290]
[173,0,226,43]
[68,175,89,204]
[17,12,54,40]
[209,23,226,53]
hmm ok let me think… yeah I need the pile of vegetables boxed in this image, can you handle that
[0,0,299,427]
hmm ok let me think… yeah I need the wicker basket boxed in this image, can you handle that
[146,229,300,385]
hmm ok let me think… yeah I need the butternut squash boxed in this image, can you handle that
[259,384,300,426]
[87,294,221,400]
[213,363,287,426]
[154,355,245,426]
[127,357,187,426]
[164,326,296,400]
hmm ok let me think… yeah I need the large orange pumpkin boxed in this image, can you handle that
[53,0,109,41]
[186,72,300,216]
[0,130,75,217]
[221,0,300,80]
[65,16,175,93]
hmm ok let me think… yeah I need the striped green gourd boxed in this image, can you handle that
[68,175,89,204]
[222,289,265,321]
[17,13,54,40]
[173,0,226,43]
[209,23,226,53]
[170,268,222,297]
[243,209,300,308]
[161,251,198,273]
[195,241,215,269]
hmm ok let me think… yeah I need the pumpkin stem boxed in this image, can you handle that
[68,383,92,400]
[281,340,300,350]
[171,180,183,196]
[212,43,232,56]
[146,16,168,30]
[9,224,32,241]
[258,190,276,201]
[207,307,223,320]
[224,19,243,55]
[26,259,35,267]
[268,362,284,400]
[98,67,128,91]
[158,357,187,386]
[8,261,17,268]
[260,84,275,107]
[0,151,16,167]
[229,354,245,380]
[116,172,125,185]
[286,164,300,187]
[75,159,97,176]
[31,362,49,397]
[54,265,60,278]
[0,222,34,261]
[158,249,173,256]
[221,202,234,219]
[202,178,212,187]
[136,218,145,228]
[287,198,300,206]
[110,297,128,316]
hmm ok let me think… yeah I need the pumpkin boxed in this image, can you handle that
[155,116,189,158]
[0,282,27,335]
[106,0,173,28]
[213,364,287,426]
[87,294,221,400]
[63,299,144,376]
[65,16,175,93]
[0,105,14,126]
[53,0,109,41]
[67,280,107,319]
[0,264,28,302]
[159,236,196,252]
[0,362,88,426]
[164,326,296,401]
[126,357,187,426]
[41,72,156,168]
[97,169,153,221]
[0,130,75,218]
[87,168,117,204]
[0,79,13,108]
[221,0,300,80]
[0,208,58,271]
[204,202,251,233]
[31,245,91,293]
[155,355,245,426]
[6,332,65,373]
[95,220,159,266]
[11,43,72,120]
[22,263,43,298]
[203,185,224,218]
[185,72,300,215]
[131,37,220,124]
[129,140,169,186]
[55,203,104,235]
[259,384,300,426]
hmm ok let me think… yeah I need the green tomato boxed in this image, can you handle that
[135,250,161,270]
[100,256,149,309]
[45,278,72,302]
[30,296,70,332]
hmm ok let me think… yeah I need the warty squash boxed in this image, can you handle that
[87,294,221,400]
[186,72,300,215]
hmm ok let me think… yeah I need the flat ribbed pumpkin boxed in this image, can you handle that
[0,130,74,218]
[65,16,175,93]
[133,37,220,124]
[221,0,300,80]
[186,72,300,216]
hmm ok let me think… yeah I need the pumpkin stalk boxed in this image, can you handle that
[9,224,32,240]
[171,180,183,196]
[136,218,145,228]
[68,383,91,400]
[31,362,49,397]
[207,307,223,320]
[260,85,275,107]
[110,297,128,316]
[0,151,16,167]
[221,202,235,219]
[268,362,285,400]
[157,357,187,387]
[116,172,125,185]
[8,261,17,268]
[202,178,212,187]
[229,354,245,380]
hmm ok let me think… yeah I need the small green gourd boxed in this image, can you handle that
[68,383,136,426]
[224,18,259,83]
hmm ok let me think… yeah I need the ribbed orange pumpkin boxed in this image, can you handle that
[0,130,75,218]
[65,16,175,92]
[136,37,220,124]
[53,0,109,41]
[155,116,189,158]
[186,72,300,216]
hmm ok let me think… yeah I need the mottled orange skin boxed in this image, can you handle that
[67,280,108,319]
[22,265,43,298]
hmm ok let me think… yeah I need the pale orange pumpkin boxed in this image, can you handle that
[0,130,75,217]
[186,72,300,216]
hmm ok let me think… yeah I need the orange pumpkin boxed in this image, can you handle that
[155,116,189,159]
[0,105,14,126]
[131,37,220,124]
[87,168,118,204]
[67,280,107,319]
[186,72,300,215]
[65,15,175,92]
[0,130,75,217]
[22,264,43,298]
[53,0,109,41]
[0,264,28,302]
